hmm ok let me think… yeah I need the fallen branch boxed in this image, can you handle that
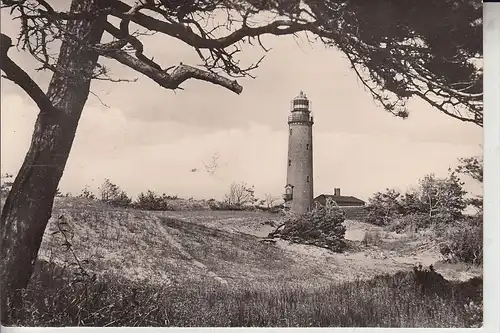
[268,223,285,238]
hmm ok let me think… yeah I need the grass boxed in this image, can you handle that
[362,230,383,246]
[38,198,347,286]
[2,197,484,327]
[7,259,482,327]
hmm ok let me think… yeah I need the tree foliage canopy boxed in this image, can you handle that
[307,0,482,125]
[456,156,483,183]
[366,171,468,226]
[455,155,483,212]
[1,0,482,125]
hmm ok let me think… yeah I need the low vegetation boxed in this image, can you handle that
[438,214,483,265]
[1,155,483,327]
[364,158,483,266]
[70,179,282,213]
[0,193,483,327]
[6,260,482,327]
[269,198,347,252]
[365,172,467,228]
[362,230,383,247]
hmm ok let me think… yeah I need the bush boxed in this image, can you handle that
[362,230,382,246]
[388,213,433,233]
[107,192,132,208]
[98,179,132,208]
[208,199,255,211]
[440,214,483,265]
[134,190,175,211]
[77,186,96,200]
[366,172,468,227]
[270,198,347,252]
[388,211,460,234]
[365,189,404,226]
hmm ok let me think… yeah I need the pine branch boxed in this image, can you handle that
[96,47,242,93]
[0,33,55,112]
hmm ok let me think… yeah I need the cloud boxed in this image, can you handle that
[1,92,481,202]
[0,12,482,202]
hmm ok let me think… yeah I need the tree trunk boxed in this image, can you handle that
[0,0,105,323]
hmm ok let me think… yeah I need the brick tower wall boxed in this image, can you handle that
[286,122,313,214]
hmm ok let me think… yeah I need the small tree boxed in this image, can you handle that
[365,188,404,226]
[98,179,131,208]
[263,193,279,209]
[456,156,483,213]
[435,155,483,264]
[134,190,174,211]
[418,172,467,220]
[224,182,257,207]
[366,171,468,227]
[456,156,483,183]
[400,189,425,215]
[77,186,96,200]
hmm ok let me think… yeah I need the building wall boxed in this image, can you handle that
[341,206,369,221]
[313,195,365,207]
[313,197,368,221]
[286,122,313,214]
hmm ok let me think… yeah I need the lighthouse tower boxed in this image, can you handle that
[283,91,314,214]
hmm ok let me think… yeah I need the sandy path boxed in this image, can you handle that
[225,218,482,282]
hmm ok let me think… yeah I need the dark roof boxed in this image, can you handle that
[314,194,366,206]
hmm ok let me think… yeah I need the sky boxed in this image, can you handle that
[0,6,483,202]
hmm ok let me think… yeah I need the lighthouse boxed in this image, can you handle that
[283,91,314,214]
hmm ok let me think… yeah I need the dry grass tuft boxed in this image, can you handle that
[6,260,482,327]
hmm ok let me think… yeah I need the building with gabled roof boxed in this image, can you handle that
[314,188,366,207]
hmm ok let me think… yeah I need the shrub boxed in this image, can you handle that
[134,190,175,211]
[418,173,467,221]
[389,211,461,234]
[362,230,382,246]
[77,186,96,200]
[98,179,132,208]
[365,189,404,226]
[208,199,255,211]
[388,213,433,234]
[440,214,483,265]
[107,192,132,208]
[270,198,347,252]
[366,172,468,227]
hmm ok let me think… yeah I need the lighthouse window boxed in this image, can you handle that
[306,144,310,150]
[306,176,310,182]
[288,159,291,166]
[289,129,292,135]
